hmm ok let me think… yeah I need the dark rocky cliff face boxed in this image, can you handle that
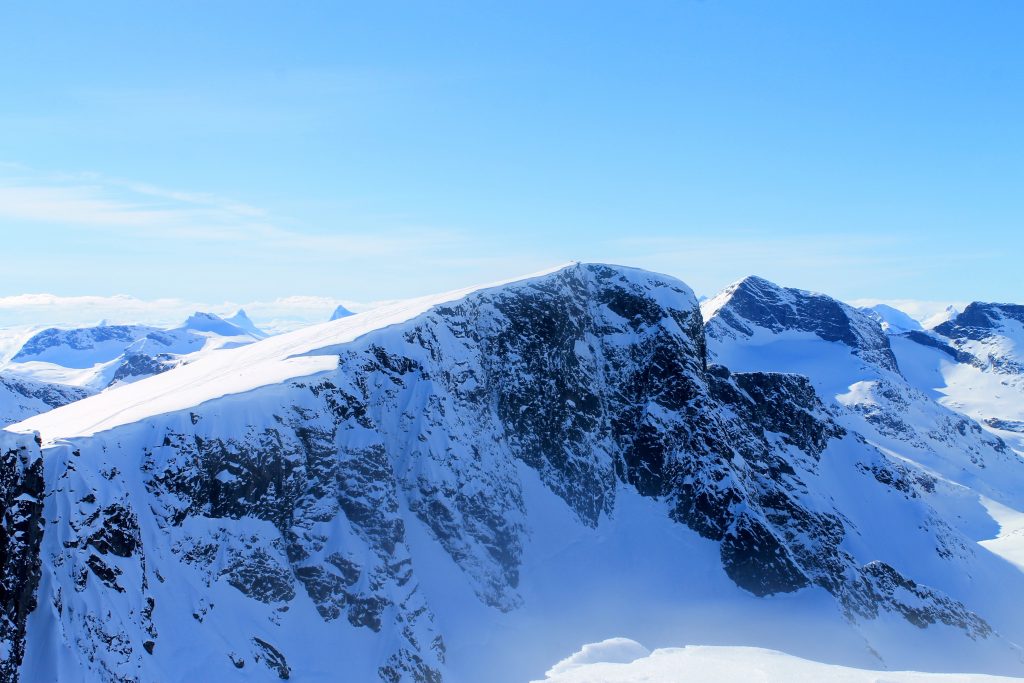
[0,434,44,683]
[11,265,1017,681]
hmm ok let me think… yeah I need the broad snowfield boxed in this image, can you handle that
[2,263,1024,683]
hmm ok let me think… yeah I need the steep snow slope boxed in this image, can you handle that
[8,264,1024,682]
[536,640,1018,683]
[4,313,265,392]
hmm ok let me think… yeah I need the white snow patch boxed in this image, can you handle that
[545,638,650,675]
[979,496,1024,573]
[535,644,1019,682]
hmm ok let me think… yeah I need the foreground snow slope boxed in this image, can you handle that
[6,264,1024,682]
[537,640,1019,683]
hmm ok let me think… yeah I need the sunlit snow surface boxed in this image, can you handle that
[979,497,1024,573]
[537,641,1018,683]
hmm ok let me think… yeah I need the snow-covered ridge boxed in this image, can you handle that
[932,303,1024,374]
[9,262,580,444]
[704,275,1020,498]
[225,309,267,339]
[847,299,963,330]
[329,304,354,321]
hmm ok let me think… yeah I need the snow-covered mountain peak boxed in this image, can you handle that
[863,303,924,334]
[10,323,159,368]
[904,302,1024,379]
[329,304,354,321]
[179,311,250,337]
[225,309,268,339]
[924,304,962,329]
[702,275,899,373]
[935,303,1024,344]
[703,274,1018,509]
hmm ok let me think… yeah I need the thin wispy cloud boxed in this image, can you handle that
[0,165,458,257]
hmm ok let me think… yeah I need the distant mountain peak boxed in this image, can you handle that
[862,303,923,334]
[703,274,900,373]
[329,304,355,321]
[180,311,250,337]
[938,301,1024,334]
[225,308,267,338]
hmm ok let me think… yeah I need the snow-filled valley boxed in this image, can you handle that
[2,263,1024,682]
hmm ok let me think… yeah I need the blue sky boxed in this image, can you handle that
[0,1,1021,307]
